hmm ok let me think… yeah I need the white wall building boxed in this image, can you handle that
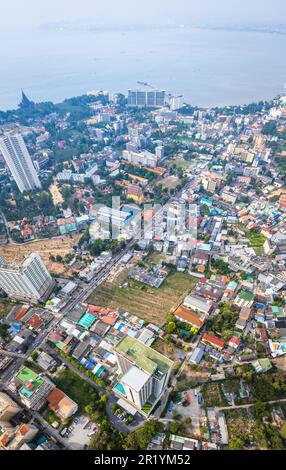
[114,336,173,416]
[170,95,184,111]
[122,149,158,168]
[127,89,166,107]
[0,133,41,193]
[0,253,55,303]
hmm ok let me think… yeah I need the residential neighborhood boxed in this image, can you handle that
[0,87,286,454]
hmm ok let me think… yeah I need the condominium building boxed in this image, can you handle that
[170,95,184,111]
[0,132,41,193]
[15,367,55,411]
[122,149,158,168]
[114,336,173,416]
[127,89,166,107]
[0,253,55,303]
[0,393,21,422]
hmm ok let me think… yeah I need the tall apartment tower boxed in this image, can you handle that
[114,336,173,416]
[0,393,21,422]
[127,90,166,107]
[0,132,41,193]
[170,95,184,111]
[0,253,55,303]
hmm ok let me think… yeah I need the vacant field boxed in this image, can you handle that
[159,175,181,190]
[224,408,255,441]
[243,229,267,256]
[0,234,81,276]
[88,269,197,326]
[166,156,193,172]
[49,182,64,205]
[0,299,15,319]
[152,338,182,364]
[201,382,227,407]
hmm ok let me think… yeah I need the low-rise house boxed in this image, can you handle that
[47,388,78,420]
[175,306,205,329]
[202,333,225,350]
[168,434,199,450]
[183,294,214,315]
[253,358,272,373]
[234,290,255,308]
[228,336,240,349]
[189,347,204,364]
[36,351,57,371]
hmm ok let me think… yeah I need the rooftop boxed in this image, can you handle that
[121,365,150,392]
[16,367,37,383]
[238,290,255,301]
[115,335,173,375]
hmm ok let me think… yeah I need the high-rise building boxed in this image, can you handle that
[114,336,173,416]
[0,253,55,303]
[155,145,164,159]
[127,89,166,107]
[0,393,21,422]
[170,95,184,111]
[0,132,41,193]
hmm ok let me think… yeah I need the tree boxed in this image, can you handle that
[165,321,176,334]
[31,351,39,361]
[123,420,163,450]
[89,420,124,450]
[279,423,286,440]
[228,437,244,450]
[253,402,267,419]
[168,421,181,435]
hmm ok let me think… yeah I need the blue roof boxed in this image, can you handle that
[190,347,204,364]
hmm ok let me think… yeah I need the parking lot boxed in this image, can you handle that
[172,388,207,435]
[65,415,95,450]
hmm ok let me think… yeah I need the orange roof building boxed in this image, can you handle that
[175,306,204,329]
[47,388,78,419]
[202,333,225,350]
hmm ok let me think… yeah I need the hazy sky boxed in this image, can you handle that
[2,0,286,31]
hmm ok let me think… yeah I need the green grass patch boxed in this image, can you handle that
[87,269,197,326]
[54,369,100,412]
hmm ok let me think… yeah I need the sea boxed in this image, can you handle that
[0,25,286,111]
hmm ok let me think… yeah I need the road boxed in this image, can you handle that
[0,349,26,359]
[215,398,286,412]
[0,174,196,445]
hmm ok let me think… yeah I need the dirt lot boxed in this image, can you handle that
[0,299,15,318]
[158,175,181,190]
[152,338,182,364]
[274,356,286,371]
[0,234,81,277]
[49,182,64,205]
[87,269,197,326]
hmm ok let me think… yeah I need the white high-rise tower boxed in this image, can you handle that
[0,253,55,303]
[0,132,41,193]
